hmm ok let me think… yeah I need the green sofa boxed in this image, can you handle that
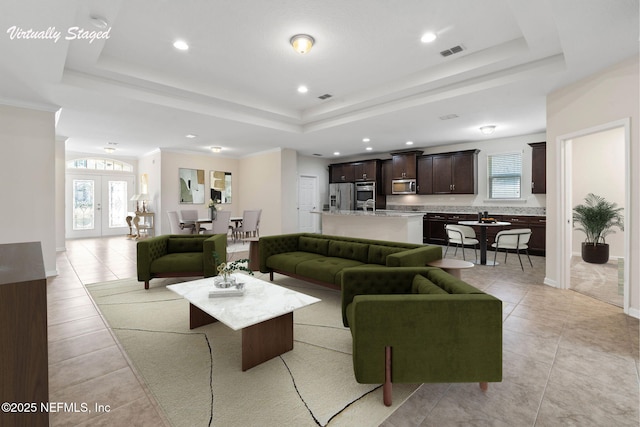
[137,234,227,289]
[258,233,442,289]
[341,267,502,405]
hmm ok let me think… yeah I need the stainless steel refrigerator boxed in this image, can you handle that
[329,183,355,211]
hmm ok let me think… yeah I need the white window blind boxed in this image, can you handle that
[488,152,522,199]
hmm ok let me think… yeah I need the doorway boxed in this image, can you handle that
[558,119,630,313]
[66,173,135,238]
[298,175,319,233]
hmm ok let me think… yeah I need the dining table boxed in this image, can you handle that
[458,220,511,265]
[182,216,243,234]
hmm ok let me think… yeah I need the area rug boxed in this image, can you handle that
[85,274,419,426]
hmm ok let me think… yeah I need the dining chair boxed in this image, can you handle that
[179,209,206,233]
[235,209,261,241]
[167,211,192,235]
[444,224,479,261]
[491,228,533,271]
[203,210,232,237]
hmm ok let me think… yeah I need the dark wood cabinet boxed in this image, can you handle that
[329,162,355,183]
[502,215,546,254]
[432,150,478,194]
[353,160,379,182]
[417,155,433,194]
[426,213,448,244]
[529,142,546,194]
[391,152,419,179]
[381,159,393,195]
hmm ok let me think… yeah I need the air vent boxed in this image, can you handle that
[440,45,465,57]
[318,93,332,100]
[439,114,459,120]
[313,153,323,156]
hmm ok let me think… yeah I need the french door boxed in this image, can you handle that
[66,174,135,238]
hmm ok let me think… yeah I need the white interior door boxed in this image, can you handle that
[298,175,319,233]
[66,174,135,238]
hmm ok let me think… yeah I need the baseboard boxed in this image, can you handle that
[627,307,639,319]
[46,268,59,278]
[543,277,557,287]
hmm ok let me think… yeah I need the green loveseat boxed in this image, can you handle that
[258,233,442,289]
[341,267,502,405]
[137,234,227,289]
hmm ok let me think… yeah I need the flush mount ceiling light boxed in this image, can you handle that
[211,146,222,153]
[405,141,414,146]
[362,138,370,142]
[185,134,197,139]
[480,125,496,135]
[297,85,308,93]
[290,34,315,54]
[420,32,437,43]
[104,147,116,153]
[173,40,189,51]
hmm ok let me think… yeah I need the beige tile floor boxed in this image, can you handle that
[48,237,639,426]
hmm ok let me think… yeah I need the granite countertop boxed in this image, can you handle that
[315,210,424,217]
[384,205,546,217]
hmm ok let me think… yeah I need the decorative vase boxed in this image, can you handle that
[214,274,236,288]
[581,242,609,264]
[210,206,217,220]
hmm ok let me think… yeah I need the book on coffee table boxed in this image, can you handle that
[208,286,245,298]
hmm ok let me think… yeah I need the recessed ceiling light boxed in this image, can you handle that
[365,147,373,151]
[421,32,437,43]
[480,125,496,135]
[104,147,116,153]
[173,40,189,51]
[362,138,370,142]
[185,134,197,139]
[405,141,414,145]
[333,152,340,156]
[297,85,308,93]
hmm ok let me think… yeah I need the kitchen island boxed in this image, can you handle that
[318,210,424,244]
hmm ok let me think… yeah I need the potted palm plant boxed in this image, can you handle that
[572,193,624,264]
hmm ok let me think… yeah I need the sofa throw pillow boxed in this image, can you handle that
[298,236,329,256]
[327,240,369,263]
[167,237,204,253]
[411,274,449,294]
[367,244,405,265]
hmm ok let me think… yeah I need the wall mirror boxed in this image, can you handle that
[179,168,205,204]
[210,171,232,203]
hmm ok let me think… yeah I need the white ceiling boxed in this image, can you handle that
[1,0,638,159]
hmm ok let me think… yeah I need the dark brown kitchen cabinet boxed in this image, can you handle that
[529,142,546,194]
[391,152,419,179]
[353,160,379,181]
[425,213,448,244]
[417,155,433,194]
[432,150,478,194]
[381,159,393,195]
[329,162,355,183]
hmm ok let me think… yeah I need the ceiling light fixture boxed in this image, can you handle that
[406,141,414,146]
[480,125,496,135]
[104,147,116,153]
[420,32,437,43]
[333,151,340,156]
[362,138,370,142]
[173,40,189,51]
[365,147,373,151]
[211,147,222,153]
[290,34,315,54]
[297,85,308,93]
[185,134,197,139]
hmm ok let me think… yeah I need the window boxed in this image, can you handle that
[488,152,522,199]
[67,158,133,172]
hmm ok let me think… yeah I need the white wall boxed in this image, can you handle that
[547,55,639,317]
[571,128,625,257]
[55,137,66,252]
[0,104,57,276]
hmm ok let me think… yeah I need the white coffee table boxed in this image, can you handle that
[167,274,320,371]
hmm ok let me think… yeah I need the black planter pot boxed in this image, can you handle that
[581,242,609,264]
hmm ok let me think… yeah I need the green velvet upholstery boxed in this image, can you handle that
[258,233,442,289]
[137,234,227,289]
[341,267,502,403]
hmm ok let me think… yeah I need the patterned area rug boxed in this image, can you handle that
[86,274,418,426]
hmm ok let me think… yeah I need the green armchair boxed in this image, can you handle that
[137,234,227,289]
[341,267,502,405]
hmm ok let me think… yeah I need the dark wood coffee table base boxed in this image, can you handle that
[189,303,294,371]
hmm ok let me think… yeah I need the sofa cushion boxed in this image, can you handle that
[296,257,364,285]
[167,238,204,253]
[266,252,325,274]
[150,253,203,273]
[425,269,484,294]
[327,240,369,263]
[411,274,449,294]
[298,236,329,256]
[367,244,405,265]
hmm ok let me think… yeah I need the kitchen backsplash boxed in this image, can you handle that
[386,204,546,216]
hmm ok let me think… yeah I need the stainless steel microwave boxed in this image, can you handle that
[391,179,416,195]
